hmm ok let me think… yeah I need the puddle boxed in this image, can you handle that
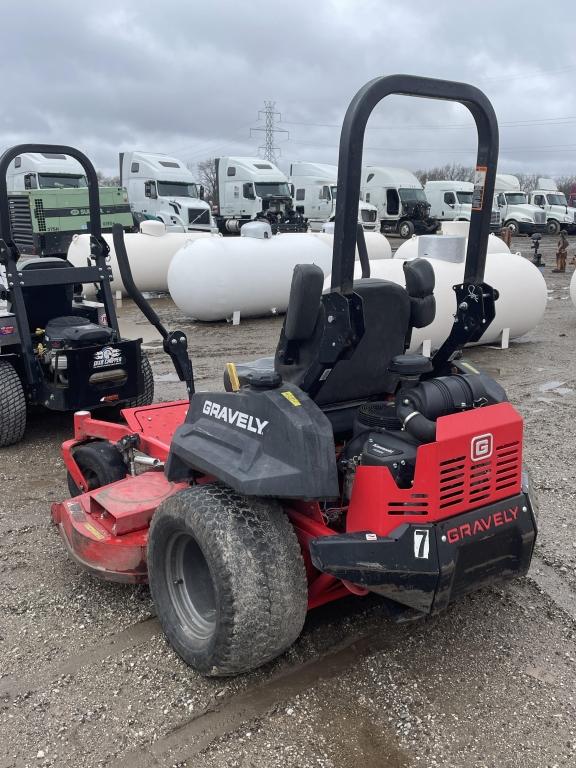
[539,380,566,392]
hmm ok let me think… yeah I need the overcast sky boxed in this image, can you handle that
[1,1,575,179]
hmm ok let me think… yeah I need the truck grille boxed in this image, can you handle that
[490,210,501,226]
[534,210,546,224]
[361,209,377,223]
[7,195,35,252]
[188,208,210,226]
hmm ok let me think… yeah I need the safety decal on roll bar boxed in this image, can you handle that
[472,166,487,210]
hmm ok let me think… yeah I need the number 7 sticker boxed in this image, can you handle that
[413,529,430,559]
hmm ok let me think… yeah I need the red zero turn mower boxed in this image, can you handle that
[52,75,538,676]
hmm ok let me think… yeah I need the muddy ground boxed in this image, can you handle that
[1,234,576,768]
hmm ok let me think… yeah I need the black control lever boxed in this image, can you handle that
[112,224,195,394]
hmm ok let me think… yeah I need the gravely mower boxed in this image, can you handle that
[52,76,537,676]
[0,144,153,447]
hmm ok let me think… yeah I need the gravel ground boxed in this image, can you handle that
[1,234,576,767]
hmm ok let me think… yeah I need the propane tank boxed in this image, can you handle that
[570,269,576,309]
[168,231,333,321]
[394,232,511,260]
[67,220,219,296]
[313,230,392,260]
[324,247,547,351]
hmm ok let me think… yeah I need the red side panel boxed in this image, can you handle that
[347,403,523,538]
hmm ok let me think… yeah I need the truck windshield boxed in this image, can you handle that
[254,182,290,198]
[330,185,337,200]
[38,174,88,189]
[399,188,427,203]
[547,193,567,206]
[456,191,473,204]
[505,192,527,205]
[157,181,199,198]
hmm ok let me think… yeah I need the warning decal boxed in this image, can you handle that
[472,166,487,211]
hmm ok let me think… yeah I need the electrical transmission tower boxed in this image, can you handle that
[250,101,288,164]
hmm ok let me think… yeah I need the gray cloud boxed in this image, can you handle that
[1,0,575,178]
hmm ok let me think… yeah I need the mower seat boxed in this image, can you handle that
[14,258,75,332]
[224,260,435,434]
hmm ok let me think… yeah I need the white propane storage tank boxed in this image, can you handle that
[314,227,392,260]
[570,270,576,309]
[168,229,333,321]
[324,234,546,351]
[67,220,218,296]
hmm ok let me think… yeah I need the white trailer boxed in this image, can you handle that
[214,157,307,234]
[361,166,439,238]
[120,151,214,232]
[289,161,378,231]
[528,178,576,234]
[6,152,88,191]
[425,180,501,230]
[494,174,546,236]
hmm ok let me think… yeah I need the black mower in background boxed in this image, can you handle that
[0,144,153,446]
[54,75,537,677]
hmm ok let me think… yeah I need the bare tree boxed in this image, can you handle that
[514,173,539,193]
[97,170,121,187]
[555,175,576,197]
[416,163,474,185]
[192,158,218,205]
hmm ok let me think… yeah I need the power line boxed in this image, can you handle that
[280,114,576,131]
[250,101,288,163]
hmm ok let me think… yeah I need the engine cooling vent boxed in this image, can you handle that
[357,401,402,431]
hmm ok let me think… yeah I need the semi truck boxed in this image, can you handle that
[425,179,501,230]
[5,152,133,256]
[493,174,546,236]
[361,166,439,238]
[527,178,576,234]
[119,151,214,233]
[214,157,307,234]
[289,162,379,231]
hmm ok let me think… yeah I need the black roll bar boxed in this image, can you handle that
[332,74,499,294]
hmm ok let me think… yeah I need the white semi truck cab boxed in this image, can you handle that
[425,179,501,231]
[528,178,576,235]
[361,166,439,238]
[289,161,378,232]
[120,151,213,232]
[494,174,546,236]
[7,152,89,191]
[214,157,307,234]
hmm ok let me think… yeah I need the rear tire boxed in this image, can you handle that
[148,484,308,676]
[124,353,154,408]
[0,359,26,447]
[398,220,415,239]
[546,219,560,235]
[67,440,127,496]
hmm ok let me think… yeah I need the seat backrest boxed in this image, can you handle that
[275,266,411,406]
[12,258,74,331]
[403,258,436,349]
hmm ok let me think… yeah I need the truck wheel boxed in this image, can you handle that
[546,219,560,235]
[124,353,154,408]
[506,220,520,236]
[398,220,415,239]
[148,484,308,676]
[0,359,26,447]
[67,440,127,496]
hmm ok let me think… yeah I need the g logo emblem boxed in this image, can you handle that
[471,433,493,462]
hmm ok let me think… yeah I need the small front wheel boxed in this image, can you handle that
[148,484,308,676]
[546,219,560,236]
[67,440,127,496]
[505,220,520,236]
